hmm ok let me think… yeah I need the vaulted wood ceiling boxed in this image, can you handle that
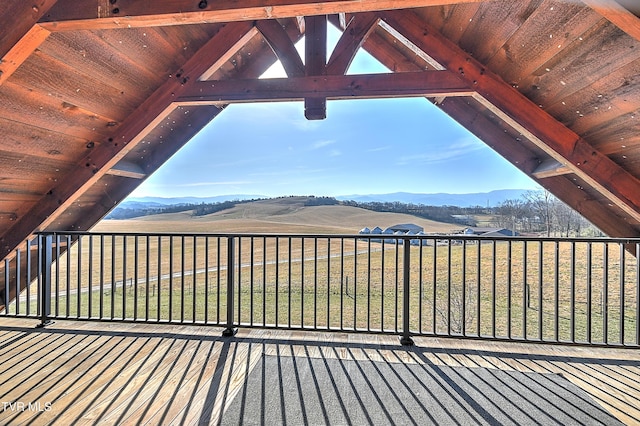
[1,0,640,266]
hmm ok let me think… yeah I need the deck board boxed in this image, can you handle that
[0,318,638,425]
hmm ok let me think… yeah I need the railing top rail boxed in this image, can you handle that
[34,230,640,245]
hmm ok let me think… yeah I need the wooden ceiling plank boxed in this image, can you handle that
[0,25,50,87]
[485,1,602,89]
[413,4,482,45]
[0,21,255,260]
[40,0,495,31]
[379,9,640,226]
[326,12,379,76]
[543,59,640,138]
[582,0,640,41]
[305,15,328,120]
[176,71,473,104]
[256,20,305,77]
[456,0,542,66]
[0,81,116,140]
[518,20,640,109]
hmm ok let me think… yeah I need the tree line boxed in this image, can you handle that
[491,190,600,237]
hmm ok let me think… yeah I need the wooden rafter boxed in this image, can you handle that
[379,10,640,225]
[438,97,640,237]
[176,71,473,104]
[0,22,256,260]
[352,11,640,238]
[0,0,57,57]
[39,0,494,31]
[256,20,305,77]
[582,0,640,42]
[326,12,379,76]
[0,0,58,85]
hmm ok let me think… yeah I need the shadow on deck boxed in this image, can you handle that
[0,318,638,425]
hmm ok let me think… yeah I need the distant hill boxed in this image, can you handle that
[122,190,532,209]
[336,189,532,207]
[97,196,460,234]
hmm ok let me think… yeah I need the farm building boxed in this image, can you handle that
[1,1,640,424]
[385,223,425,234]
[463,226,519,237]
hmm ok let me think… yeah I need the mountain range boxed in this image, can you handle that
[121,189,532,209]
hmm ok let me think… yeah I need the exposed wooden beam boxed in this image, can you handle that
[438,97,640,237]
[0,0,57,57]
[305,15,328,120]
[39,0,494,31]
[107,160,146,179]
[0,1,57,85]
[353,13,639,237]
[176,71,473,104]
[582,0,640,42]
[0,21,256,260]
[256,20,305,77]
[326,12,379,76]
[380,10,640,225]
[0,25,50,86]
[532,159,572,180]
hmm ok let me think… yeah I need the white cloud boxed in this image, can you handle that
[169,181,253,188]
[366,146,391,152]
[395,137,486,166]
[311,139,337,150]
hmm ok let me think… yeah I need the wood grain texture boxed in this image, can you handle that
[0,318,637,425]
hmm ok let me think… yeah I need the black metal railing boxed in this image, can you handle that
[1,231,639,347]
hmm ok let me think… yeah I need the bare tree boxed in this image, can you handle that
[524,190,554,236]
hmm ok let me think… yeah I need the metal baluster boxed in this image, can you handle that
[586,242,592,344]
[122,236,126,320]
[288,237,292,328]
[193,235,197,324]
[38,234,52,327]
[538,241,543,342]
[250,237,254,327]
[400,238,413,346]
[367,238,372,333]
[223,237,237,336]
[88,235,93,319]
[620,242,625,345]
[523,241,527,340]
[603,243,609,344]
[570,242,576,343]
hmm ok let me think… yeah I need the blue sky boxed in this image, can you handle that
[130,26,539,199]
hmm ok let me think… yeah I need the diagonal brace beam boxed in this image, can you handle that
[379,9,640,225]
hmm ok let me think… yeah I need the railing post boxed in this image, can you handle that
[222,236,237,337]
[400,237,414,346]
[37,234,53,328]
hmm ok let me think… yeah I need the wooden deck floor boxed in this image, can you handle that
[0,318,639,425]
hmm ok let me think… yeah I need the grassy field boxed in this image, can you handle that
[11,199,639,345]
